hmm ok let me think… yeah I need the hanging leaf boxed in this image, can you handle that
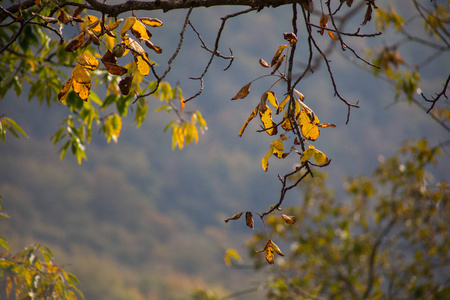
[298,109,320,141]
[283,32,297,45]
[231,82,251,100]
[259,59,270,68]
[281,214,296,225]
[224,249,241,267]
[319,13,339,40]
[65,32,85,52]
[238,106,258,137]
[119,74,133,95]
[245,212,254,229]
[103,114,122,143]
[271,54,285,74]
[259,105,277,136]
[77,53,99,71]
[121,16,137,39]
[131,20,152,40]
[294,89,305,101]
[224,212,243,223]
[140,17,163,27]
[141,38,162,53]
[57,10,72,25]
[313,148,329,166]
[126,38,150,76]
[102,50,128,75]
[277,95,290,114]
[271,45,288,66]
[267,91,278,109]
[58,78,73,102]
[85,15,101,32]
[72,64,91,101]
[256,240,284,265]
[301,145,316,163]
[262,139,284,171]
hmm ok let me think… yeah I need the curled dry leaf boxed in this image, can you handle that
[271,54,285,75]
[245,212,254,229]
[283,32,297,45]
[65,32,85,52]
[224,212,243,223]
[58,78,73,102]
[119,74,133,96]
[239,106,258,137]
[256,240,284,264]
[102,50,128,76]
[259,59,270,68]
[231,82,251,100]
[271,45,288,67]
[281,214,296,225]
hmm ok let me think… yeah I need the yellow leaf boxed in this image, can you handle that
[299,109,320,141]
[126,38,150,76]
[239,106,258,137]
[271,45,288,66]
[85,15,101,32]
[58,78,73,102]
[77,53,99,71]
[140,17,163,27]
[104,114,122,143]
[262,146,274,172]
[271,54,285,74]
[271,139,284,158]
[301,145,315,163]
[259,105,277,136]
[269,240,284,257]
[231,82,251,100]
[245,212,254,229]
[267,91,278,109]
[121,16,137,39]
[224,212,243,223]
[131,20,152,40]
[277,95,290,114]
[313,149,329,166]
[224,249,241,267]
[72,64,91,101]
[265,245,274,264]
[106,18,123,32]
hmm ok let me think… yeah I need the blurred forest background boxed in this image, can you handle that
[1,2,449,299]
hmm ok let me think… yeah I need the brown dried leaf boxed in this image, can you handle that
[119,74,133,95]
[65,32,85,52]
[271,45,288,67]
[362,3,373,26]
[102,50,128,76]
[231,82,251,100]
[283,32,297,45]
[281,214,296,225]
[259,59,270,68]
[271,54,285,74]
[224,212,243,223]
[245,212,254,229]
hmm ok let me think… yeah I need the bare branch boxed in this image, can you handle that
[422,73,450,113]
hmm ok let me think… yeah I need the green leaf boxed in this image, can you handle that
[5,117,28,138]
[0,236,10,251]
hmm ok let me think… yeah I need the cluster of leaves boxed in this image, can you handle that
[246,139,449,298]
[0,114,28,143]
[0,3,207,163]
[0,243,83,300]
[226,33,336,263]
[232,37,334,173]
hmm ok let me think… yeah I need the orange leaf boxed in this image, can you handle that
[58,78,73,102]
